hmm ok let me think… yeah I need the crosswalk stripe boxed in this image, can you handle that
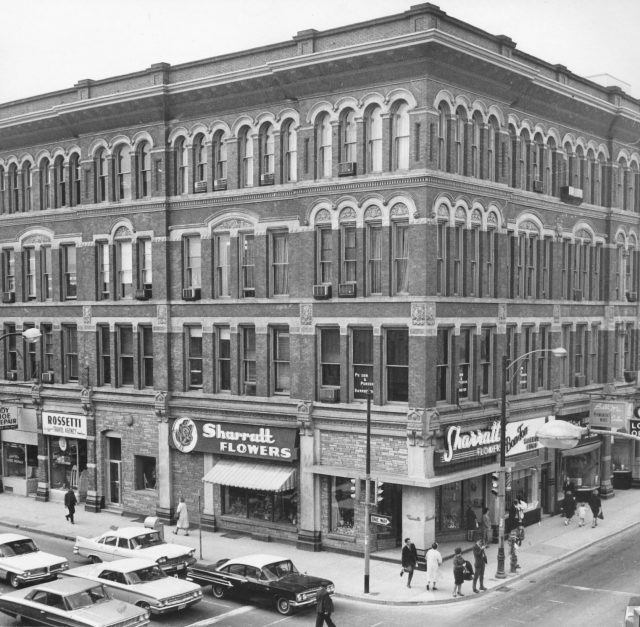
[186,605,254,626]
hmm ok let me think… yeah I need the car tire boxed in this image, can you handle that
[89,555,102,564]
[8,573,20,589]
[276,597,293,616]
[136,601,151,611]
[211,584,226,599]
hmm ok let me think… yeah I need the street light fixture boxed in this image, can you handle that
[0,328,42,344]
[495,346,567,579]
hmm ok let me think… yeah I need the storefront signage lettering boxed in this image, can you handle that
[505,416,553,457]
[0,405,18,430]
[42,412,87,438]
[590,400,630,432]
[442,422,501,463]
[170,418,298,462]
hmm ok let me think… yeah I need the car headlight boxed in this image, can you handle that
[157,556,168,564]
[296,593,304,603]
[23,570,31,577]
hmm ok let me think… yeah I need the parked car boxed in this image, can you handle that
[0,577,150,627]
[0,532,69,588]
[73,527,196,576]
[625,595,640,626]
[186,553,334,615]
[61,557,203,615]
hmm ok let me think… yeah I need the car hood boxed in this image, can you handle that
[125,577,200,596]
[2,552,66,570]
[72,600,146,625]
[270,574,333,592]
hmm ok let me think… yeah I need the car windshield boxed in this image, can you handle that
[262,560,299,580]
[65,585,111,610]
[0,539,38,557]
[126,565,166,584]
[130,532,163,549]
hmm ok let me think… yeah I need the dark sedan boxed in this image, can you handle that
[186,553,334,615]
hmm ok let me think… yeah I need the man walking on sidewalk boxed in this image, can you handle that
[400,537,418,588]
[64,486,77,524]
[589,489,602,527]
[315,583,336,627]
[472,538,487,593]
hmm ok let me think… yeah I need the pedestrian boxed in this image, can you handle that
[400,537,418,588]
[452,546,465,598]
[173,496,189,535]
[64,485,77,524]
[465,504,478,541]
[561,490,576,525]
[425,542,442,591]
[508,530,521,571]
[577,502,587,527]
[315,582,336,627]
[480,506,492,545]
[589,489,602,527]
[472,538,488,593]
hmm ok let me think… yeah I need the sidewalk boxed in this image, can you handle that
[0,489,638,605]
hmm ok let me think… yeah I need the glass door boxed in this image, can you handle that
[106,437,122,505]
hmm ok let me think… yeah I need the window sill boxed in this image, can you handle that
[326,532,356,542]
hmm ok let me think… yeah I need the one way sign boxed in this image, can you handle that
[370,513,392,527]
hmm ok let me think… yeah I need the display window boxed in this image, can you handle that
[48,437,87,490]
[507,470,532,508]
[330,476,355,535]
[437,477,486,532]
[2,443,38,479]
[612,440,632,471]
[222,486,297,525]
[562,448,600,490]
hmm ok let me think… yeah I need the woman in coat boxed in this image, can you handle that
[174,496,190,535]
[561,491,576,525]
[425,542,443,590]
[589,489,602,527]
[452,546,466,598]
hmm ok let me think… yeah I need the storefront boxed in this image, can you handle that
[42,411,88,497]
[1,405,38,496]
[558,438,601,502]
[171,418,299,539]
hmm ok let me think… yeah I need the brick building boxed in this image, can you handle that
[0,3,639,553]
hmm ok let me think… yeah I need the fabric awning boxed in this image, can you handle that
[202,460,297,492]
[560,441,601,457]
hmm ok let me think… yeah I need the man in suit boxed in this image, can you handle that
[315,583,336,627]
[472,538,488,593]
[400,537,418,588]
[64,486,77,524]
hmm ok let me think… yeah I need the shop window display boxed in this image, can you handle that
[330,476,355,534]
[438,481,462,530]
[48,437,87,490]
[563,450,599,490]
[3,443,38,478]
[223,486,297,525]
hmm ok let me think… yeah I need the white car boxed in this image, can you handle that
[74,527,196,575]
[0,532,69,588]
[61,558,203,615]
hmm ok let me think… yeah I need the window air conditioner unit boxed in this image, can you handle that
[338,162,357,177]
[560,186,584,205]
[574,374,586,388]
[319,388,340,403]
[182,287,201,301]
[7,370,17,381]
[626,291,637,303]
[313,284,331,300]
[194,181,207,193]
[338,283,356,298]
[260,173,275,186]
[532,180,544,193]
[243,287,256,298]
[624,370,638,384]
[573,289,582,302]
[213,178,227,191]
[135,285,153,301]
[41,372,54,384]
[2,291,15,303]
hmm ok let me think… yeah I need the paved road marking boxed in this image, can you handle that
[558,583,633,596]
[186,606,253,626]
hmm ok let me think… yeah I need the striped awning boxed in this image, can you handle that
[202,460,297,492]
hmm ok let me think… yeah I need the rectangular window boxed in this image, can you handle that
[3,249,15,293]
[62,245,77,300]
[63,325,78,382]
[118,326,134,386]
[537,326,550,389]
[183,236,201,289]
[352,328,373,400]
[271,232,289,296]
[367,223,382,295]
[320,328,340,388]
[272,327,290,395]
[117,240,133,298]
[98,325,111,386]
[24,249,36,300]
[575,324,586,376]
[140,326,153,388]
[215,234,231,297]
[186,326,203,389]
[386,329,408,402]
[138,239,152,291]
[393,222,409,294]
[41,246,52,300]
[97,242,110,300]
[519,326,533,392]
[436,328,450,402]
[330,476,355,534]
[469,228,479,297]
[42,323,54,374]
[561,325,571,385]
[317,228,332,284]
[341,225,357,284]
[241,327,256,396]
[437,223,447,295]
[456,328,472,401]
[217,327,231,392]
[241,234,255,297]
[3,442,37,479]
[223,485,297,524]
[135,456,156,490]
[589,325,599,383]
[23,324,37,380]
[486,229,496,297]
[479,327,493,396]
[453,226,462,296]
[4,324,17,376]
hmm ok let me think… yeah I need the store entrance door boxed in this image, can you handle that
[106,437,122,506]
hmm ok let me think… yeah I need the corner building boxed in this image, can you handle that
[1,3,640,554]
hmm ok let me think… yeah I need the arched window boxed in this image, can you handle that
[315,112,332,179]
[238,126,254,188]
[192,135,206,191]
[563,142,574,189]
[596,153,606,206]
[438,103,450,172]
[364,105,382,173]
[137,141,151,198]
[21,162,32,212]
[533,133,545,192]
[547,137,558,197]
[339,108,357,166]
[575,146,585,193]
[175,137,188,195]
[454,106,467,175]
[212,130,227,188]
[509,125,518,187]
[0,166,5,213]
[68,153,81,206]
[8,164,19,213]
[391,101,410,171]
[39,159,50,210]
[115,145,131,201]
[471,112,482,178]
[281,119,297,183]
[487,117,500,182]
[585,149,595,204]
[520,129,531,191]
[95,149,107,203]
[53,156,66,208]
[631,162,640,213]
[618,158,629,210]
[259,123,275,185]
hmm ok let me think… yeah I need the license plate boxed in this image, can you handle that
[177,604,186,610]
[178,564,185,570]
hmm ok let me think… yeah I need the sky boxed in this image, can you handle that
[1,0,639,104]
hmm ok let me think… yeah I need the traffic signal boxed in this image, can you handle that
[349,478,357,499]
[375,480,384,502]
[491,472,499,496]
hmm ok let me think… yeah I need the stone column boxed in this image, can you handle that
[81,387,101,512]
[32,385,49,502]
[154,392,175,523]
[600,430,615,498]
[296,401,321,551]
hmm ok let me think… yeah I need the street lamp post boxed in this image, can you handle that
[495,346,567,579]
[363,388,372,594]
[0,328,42,345]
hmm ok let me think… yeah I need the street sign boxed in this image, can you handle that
[370,513,392,527]
[631,419,640,437]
